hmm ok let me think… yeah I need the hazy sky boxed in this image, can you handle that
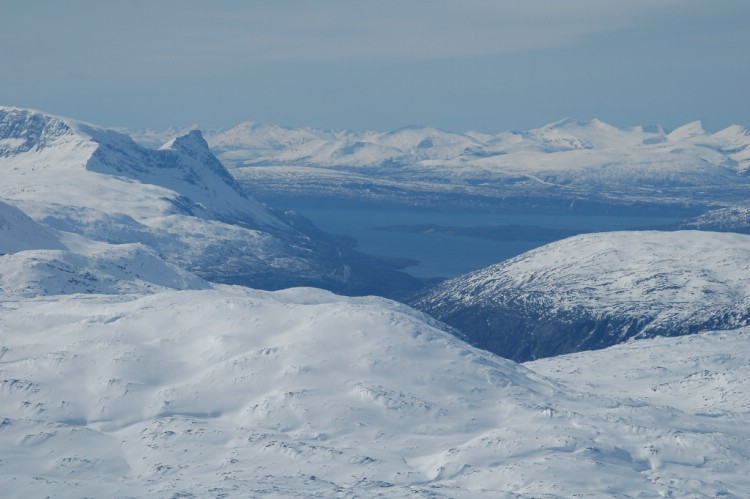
[2,0,748,132]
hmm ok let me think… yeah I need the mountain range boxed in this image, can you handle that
[140,117,750,211]
[3,106,750,496]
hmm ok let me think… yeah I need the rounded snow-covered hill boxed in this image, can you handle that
[2,285,750,497]
[676,205,750,233]
[413,230,750,361]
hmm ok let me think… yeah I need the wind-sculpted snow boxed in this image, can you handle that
[200,117,750,208]
[0,106,421,296]
[413,230,750,361]
[2,286,750,497]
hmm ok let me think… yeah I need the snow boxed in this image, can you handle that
[201,117,750,206]
[3,105,750,496]
[0,243,209,297]
[528,327,750,415]
[0,201,749,497]
[0,106,279,227]
[0,199,66,254]
[419,230,750,320]
[0,106,379,291]
[678,205,750,231]
[2,285,750,497]
[413,230,750,360]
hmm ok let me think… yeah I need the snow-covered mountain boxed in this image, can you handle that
[675,205,750,233]
[412,230,750,361]
[197,118,750,209]
[4,108,750,497]
[0,107,422,296]
[2,282,750,497]
[0,107,278,226]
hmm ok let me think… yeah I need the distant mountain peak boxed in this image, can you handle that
[541,117,616,130]
[0,106,78,156]
[668,120,706,140]
[161,128,207,151]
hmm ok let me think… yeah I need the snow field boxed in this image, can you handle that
[1,287,750,497]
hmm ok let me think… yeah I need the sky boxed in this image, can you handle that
[1,0,748,133]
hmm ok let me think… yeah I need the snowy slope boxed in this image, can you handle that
[0,242,209,297]
[676,205,750,233]
[0,106,421,295]
[2,285,750,497]
[2,129,750,496]
[412,230,750,361]
[528,327,750,415]
[0,195,207,296]
[0,198,66,254]
[202,118,750,208]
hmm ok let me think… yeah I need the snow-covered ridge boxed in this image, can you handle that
[0,106,267,222]
[0,106,423,295]
[204,116,750,173]
[413,230,750,361]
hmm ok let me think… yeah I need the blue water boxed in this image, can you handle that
[290,206,680,278]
